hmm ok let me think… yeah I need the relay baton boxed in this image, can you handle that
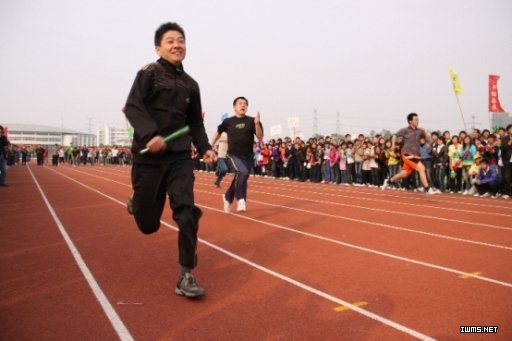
[139,126,190,154]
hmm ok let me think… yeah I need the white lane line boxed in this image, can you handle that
[194,186,512,251]
[246,177,512,214]
[61,166,512,252]
[27,167,134,341]
[62,168,512,251]
[46,167,436,340]
[195,200,512,289]
[50,167,512,285]
[247,188,512,231]
[249,179,512,217]
[171,222,436,340]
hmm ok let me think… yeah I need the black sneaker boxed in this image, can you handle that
[214,181,220,188]
[126,197,134,215]
[175,273,205,298]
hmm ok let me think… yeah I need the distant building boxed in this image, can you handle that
[97,125,131,146]
[4,123,96,147]
[490,112,512,130]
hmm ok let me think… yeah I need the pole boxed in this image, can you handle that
[454,94,467,131]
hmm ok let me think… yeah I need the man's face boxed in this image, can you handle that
[409,116,419,128]
[233,99,248,117]
[156,30,186,65]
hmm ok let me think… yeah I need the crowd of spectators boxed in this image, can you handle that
[4,144,133,167]
[3,125,511,199]
[199,125,512,199]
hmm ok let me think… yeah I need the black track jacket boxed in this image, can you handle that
[124,58,211,164]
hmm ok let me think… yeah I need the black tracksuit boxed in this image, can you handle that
[124,58,211,269]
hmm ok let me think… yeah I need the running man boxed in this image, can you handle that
[382,113,440,195]
[124,22,216,298]
[210,96,264,212]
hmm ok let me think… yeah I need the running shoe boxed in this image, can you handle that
[237,199,246,212]
[222,195,231,213]
[175,273,205,298]
[382,179,389,190]
[426,188,439,195]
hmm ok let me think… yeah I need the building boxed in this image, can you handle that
[490,112,512,130]
[4,123,96,148]
[97,125,131,147]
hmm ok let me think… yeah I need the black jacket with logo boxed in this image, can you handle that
[124,58,211,164]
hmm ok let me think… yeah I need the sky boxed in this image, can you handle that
[1,0,511,139]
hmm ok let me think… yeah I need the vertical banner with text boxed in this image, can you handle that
[488,74,505,113]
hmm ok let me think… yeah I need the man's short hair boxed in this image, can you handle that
[233,96,249,106]
[407,113,418,123]
[154,22,186,46]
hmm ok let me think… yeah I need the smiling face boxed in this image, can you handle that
[233,98,248,117]
[156,30,186,65]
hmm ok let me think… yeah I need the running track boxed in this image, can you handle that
[1,164,511,340]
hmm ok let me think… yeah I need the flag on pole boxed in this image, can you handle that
[488,74,505,113]
[448,67,463,94]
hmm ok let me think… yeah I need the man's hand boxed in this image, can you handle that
[145,136,166,153]
[202,150,217,164]
[254,112,263,141]
[255,112,261,125]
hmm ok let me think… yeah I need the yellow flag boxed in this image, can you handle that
[448,67,463,94]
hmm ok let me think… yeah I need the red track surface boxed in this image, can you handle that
[1,164,511,340]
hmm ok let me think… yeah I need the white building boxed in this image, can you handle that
[97,125,131,147]
[4,123,96,147]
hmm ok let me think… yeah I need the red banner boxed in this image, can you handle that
[489,74,505,113]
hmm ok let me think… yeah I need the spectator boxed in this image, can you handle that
[353,136,364,185]
[460,135,477,195]
[500,124,512,199]
[345,141,355,185]
[213,132,229,187]
[384,139,400,180]
[448,135,463,193]
[474,157,500,198]
[419,137,433,187]
[432,136,448,192]
[0,125,10,186]
[338,143,347,184]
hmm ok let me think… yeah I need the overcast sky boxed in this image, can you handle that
[1,0,511,138]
